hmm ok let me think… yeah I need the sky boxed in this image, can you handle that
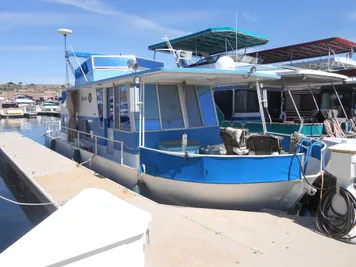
[1,0,356,84]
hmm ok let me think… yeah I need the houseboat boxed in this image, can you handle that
[45,28,327,211]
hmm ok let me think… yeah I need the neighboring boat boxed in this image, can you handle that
[0,101,24,118]
[45,29,327,211]
[38,101,61,116]
[14,94,35,108]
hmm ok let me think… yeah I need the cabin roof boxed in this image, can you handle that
[67,67,280,91]
[148,27,269,57]
[67,52,102,58]
[247,37,356,64]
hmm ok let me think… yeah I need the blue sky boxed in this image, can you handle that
[1,0,356,84]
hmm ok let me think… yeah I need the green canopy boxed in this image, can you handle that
[148,27,269,57]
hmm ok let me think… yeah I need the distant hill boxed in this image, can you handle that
[0,82,65,98]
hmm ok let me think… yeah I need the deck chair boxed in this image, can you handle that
[246,134,281,155]
[220,127,249,155]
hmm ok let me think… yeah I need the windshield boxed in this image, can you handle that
[2,103,18,108]
[43,103,57,106]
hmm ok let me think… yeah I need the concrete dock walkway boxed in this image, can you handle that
[0,132,355,266]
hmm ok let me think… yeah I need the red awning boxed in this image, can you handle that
[247,37,356,64]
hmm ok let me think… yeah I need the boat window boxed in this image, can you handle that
[285,94,316,112]
[78,118,93,139]
[61,116,68,133]
[158,85,184,129]
[1,103,18,108]
[96,88,104,128]
[234,90,259,113]
[120,85,131,131]
[193,56,218,66]
[114,85,121,129]
[320,91,351,118]
[134,84,160,130]
[214,90,233,119]
[185,86,203,127]
[197,86,217,126]
[107,87,114,128]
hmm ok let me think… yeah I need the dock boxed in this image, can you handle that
[0,132,355,266]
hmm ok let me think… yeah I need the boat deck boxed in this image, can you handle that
[0,132,355,267]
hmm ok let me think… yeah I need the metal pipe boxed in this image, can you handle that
[69,45,88,82]
[332,83,348,120]
[138,83,142,147]
[283,78,303,132]
[255,81,267,134]
[121,143,123,165]
[77,131,80,147]
[142,78,145,147]
[308,84,319,110]
[94,136,97,155]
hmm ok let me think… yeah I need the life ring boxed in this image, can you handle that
[279,112,287,122]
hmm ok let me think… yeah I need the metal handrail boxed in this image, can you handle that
[221,120,232,127]
[231,121,244,128]
[45,123,124,165]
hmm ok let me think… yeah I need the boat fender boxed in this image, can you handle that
[50,139,56,151]
[184,152,189,163]
[71,148,81,163]
[279,111,287,122]
[133,180,145,194]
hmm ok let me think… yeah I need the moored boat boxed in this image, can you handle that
[45,28,327,211]
[0,101,24,118]
[38,101,61,116]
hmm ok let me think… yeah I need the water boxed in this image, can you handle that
[0,116,60,253]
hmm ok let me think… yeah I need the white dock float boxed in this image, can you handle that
[0,188,151,267]
[0,132,355,267]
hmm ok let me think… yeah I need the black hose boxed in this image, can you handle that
[293,152,325,191]
[316,187,356,243]
[293,152,356,243]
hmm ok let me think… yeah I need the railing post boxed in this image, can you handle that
[95,136,98,155]
[77,131,80,147]
[121,142,123,165]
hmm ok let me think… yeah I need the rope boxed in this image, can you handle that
[331,118,345,138]
[323,119,335,137]
[33,133,46,142]
[77,155,95,166]
[0,194,62,206]
[323,118,346,138]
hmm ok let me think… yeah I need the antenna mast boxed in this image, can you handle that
[57,29,73,88]
[235,12,238,60]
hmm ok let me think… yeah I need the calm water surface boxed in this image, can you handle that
[0,116,60,253]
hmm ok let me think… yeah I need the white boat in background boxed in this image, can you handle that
[14,94,35,108]
[0,101,24,118]
[38,101,61,116]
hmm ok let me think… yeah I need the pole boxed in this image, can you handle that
[142,77,145,147]
[283,79,303,132]
[308,84,319,110]
[64,34,70,88]
[255,81,267,134]
[332,83,348,120]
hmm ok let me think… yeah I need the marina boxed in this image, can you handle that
[1,1,356,265]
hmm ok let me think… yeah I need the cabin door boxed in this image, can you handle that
[106,88,114,154]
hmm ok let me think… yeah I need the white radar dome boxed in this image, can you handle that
[215,56,235,70]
